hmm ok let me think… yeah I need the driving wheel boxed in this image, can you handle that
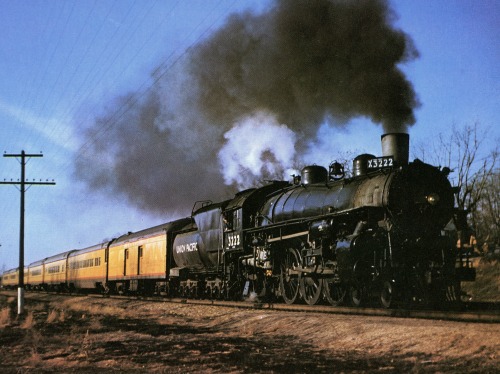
[279,248,301,304]
[323,278,346,306]
[300,273,323,305]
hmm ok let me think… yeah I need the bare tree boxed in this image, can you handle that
[413,122,499,246]
[473,171,500,250]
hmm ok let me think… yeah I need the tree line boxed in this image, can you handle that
[414,122,499,254]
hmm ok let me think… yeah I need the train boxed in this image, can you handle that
[1,133,476,308]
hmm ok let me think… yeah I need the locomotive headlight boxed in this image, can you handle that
[426,193,440,206]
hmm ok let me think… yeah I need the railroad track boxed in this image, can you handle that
[2,290,499,323]
[158,297,500,323]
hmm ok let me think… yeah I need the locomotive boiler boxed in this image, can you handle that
[170,133,475,308]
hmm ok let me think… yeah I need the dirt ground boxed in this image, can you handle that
[0,292,498,373]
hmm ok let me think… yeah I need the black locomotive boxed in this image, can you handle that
[171,133,475,308]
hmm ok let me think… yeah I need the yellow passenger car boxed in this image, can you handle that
[43,251,75,291]
[1,268,18,289]
[107,219,190,294]
[27,259,45,290]
[1,267,29,289]
[67,243,107,291]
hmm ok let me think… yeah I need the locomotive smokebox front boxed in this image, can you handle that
[381,133,409,166]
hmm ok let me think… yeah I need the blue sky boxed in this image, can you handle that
[0,0,498,271]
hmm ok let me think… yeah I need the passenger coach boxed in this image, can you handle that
[27,259,44,290]
[68,243,106,291]
[106,218,191,295]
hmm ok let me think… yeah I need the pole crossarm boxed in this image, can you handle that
[1,150,56,315]
[4,153,43,157]
[0,181,56,185]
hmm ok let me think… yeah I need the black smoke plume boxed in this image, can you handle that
[192,0,419,133]
[75,0,419,216]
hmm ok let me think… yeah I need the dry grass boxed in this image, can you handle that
[46,309,58,323]
[87,315,103,331]
[462,258,500,301]
[45,308,68,323]
[20,311,35,329]
[79,329,93,360]
[0,307,10,327]
[61,298,128,318]
[21,329,44,369]
[59,309,66,322]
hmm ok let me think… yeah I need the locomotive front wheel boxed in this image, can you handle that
[300,274,323,305]
[190,285,199,299]
[434,280,463,309]
[445,281,462,303]
[380,281,394,309]
[322,279,346,306]
[279,248,301,304]
[349,282,367,307]
[214,286,222,300]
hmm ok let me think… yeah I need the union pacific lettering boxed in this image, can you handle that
[175,242,198,254]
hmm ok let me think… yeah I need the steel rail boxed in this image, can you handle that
[2,290,499,323]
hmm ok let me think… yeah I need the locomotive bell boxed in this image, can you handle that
[381,133,409,166]
[329,161,345,180]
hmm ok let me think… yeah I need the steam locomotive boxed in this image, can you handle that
[173,133,475,308]
[1,133,475,309]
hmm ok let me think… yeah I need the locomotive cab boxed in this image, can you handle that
[222,182,291,252]
[223,190,251,252]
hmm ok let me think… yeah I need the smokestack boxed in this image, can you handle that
[381,133,409,166]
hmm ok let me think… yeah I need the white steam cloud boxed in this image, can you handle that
[218,111,297,188]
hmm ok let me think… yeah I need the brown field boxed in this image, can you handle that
[461,257,500,303]
[0,291,498,374]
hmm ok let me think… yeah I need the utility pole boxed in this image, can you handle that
[1,151,55,315]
